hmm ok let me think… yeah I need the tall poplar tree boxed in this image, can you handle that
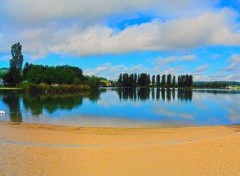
[4,42,24,86]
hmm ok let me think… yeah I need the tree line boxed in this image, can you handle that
[193,81,228,88]
[117,73,193,87]
[23,63,83,85]
[3,42,101,88]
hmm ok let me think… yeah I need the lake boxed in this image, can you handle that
[0,88,240,127]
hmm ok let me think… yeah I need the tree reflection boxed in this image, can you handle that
[117,88,193,102]
[178,89,192,101]
[23,90,101,116]
[2,92,22,122]
[138,88,150,101]
[1,90,101,120]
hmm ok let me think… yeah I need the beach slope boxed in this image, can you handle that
[0,122,240,176]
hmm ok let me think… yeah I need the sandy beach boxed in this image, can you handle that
[0,122,240,176]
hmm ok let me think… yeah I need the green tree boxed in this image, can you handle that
[189,75,193,87]
[172,75,176,87]
[167,74,172,87]
[118,73,123,86]
[4,42,24,86]
[152,75,155,86]
[162,74,166,87]
[122,73,129,87]
[22,62,31,80]
[156,75,160,87]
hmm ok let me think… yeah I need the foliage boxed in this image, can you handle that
[172,76,176,87]
[161,74,166,87]
[0,68,9,79]
[22,83,92,94]
[24,64,83,85]
[82,76,101,88]
[156,75,161,87]
[118,73,150,87]
[118,73,194,88]
[167,74,172,87]
[178,75,193,87]
[193,81,228,88]
[3,43,24,86]
[152,75,155,86]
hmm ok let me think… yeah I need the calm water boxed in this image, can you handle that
[0,88,240,127]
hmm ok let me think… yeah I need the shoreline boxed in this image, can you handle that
[1,120,237,130]
[1,121,240,175]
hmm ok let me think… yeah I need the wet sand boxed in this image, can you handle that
[0,122,240,176]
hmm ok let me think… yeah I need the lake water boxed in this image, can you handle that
[0,88,240,127]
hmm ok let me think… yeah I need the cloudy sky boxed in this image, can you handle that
[0,0,240,81]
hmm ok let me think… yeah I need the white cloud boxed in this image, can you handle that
[180,55,197,61]
[85,62,187,80]
[194,72,240,82]
[153,55,196,66]
[1,9,239,58]
[84,63,150,80]
[192,54,240,82]
[195,64,209,73]
[154,56,177,66]
[2,0,215,25]
[224,54,240,72]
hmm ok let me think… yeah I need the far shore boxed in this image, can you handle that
[1,121,240,176]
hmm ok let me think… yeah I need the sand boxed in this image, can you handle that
[0,122,240,176]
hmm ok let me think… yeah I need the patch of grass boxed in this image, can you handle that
[0,87,23,91]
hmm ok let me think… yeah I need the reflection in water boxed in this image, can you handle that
[194,89,240,94]
[1,90,101,122]
[1,88,239,127]
[117,88,192,102]
[23,94,84,116]
[2,92,22,122]
[178,89,192,101]
[23,90,101,116]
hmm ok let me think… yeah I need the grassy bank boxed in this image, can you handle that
[16,83,93,94]
[0,87,23,91]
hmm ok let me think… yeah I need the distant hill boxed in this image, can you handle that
[0,68,9,78]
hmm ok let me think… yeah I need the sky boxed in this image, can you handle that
[0,0,240,81]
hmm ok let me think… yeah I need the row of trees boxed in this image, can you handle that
[118,73,193,87]
[178,75,193,88]
[194,82,228,88]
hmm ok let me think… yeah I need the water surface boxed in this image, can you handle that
[0,88,239,127]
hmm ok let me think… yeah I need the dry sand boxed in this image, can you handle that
[0,122,240,176]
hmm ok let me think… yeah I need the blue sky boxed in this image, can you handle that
[0,0,240,81]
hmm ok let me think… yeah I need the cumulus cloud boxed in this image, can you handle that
[1,8,240,58]
[154,55,196,66]
[84,62,187,80]
[224,54,240,72]
[84,63,150,80]
[2,0,215,25]
[195,64,209,73]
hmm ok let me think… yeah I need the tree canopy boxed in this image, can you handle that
[24,64,83,85]
[117,73,193,88]
[3,42,24,86]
